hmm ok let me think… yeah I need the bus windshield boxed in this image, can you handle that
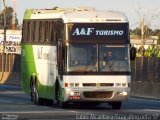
[67,44,130,72]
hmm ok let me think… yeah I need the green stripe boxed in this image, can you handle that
[38,84,55,100]
[21,45,36,94]
[24,9,33,20]
[21,44,55,100]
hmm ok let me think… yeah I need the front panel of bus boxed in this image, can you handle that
[60,23,131,102]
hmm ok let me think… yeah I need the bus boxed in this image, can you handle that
[21,7,135,109]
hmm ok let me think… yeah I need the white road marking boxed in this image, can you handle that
[0,99,29,105]
[143,109,160,112]
[0,91,24,94]
[0,110,79,114]
[130,98,160,103]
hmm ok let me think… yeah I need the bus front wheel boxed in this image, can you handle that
[30,80,34,102]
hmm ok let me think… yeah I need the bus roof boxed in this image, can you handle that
[24,7,128,23]
[62,10,128,23]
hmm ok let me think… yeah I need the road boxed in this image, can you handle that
[0,85,160,120]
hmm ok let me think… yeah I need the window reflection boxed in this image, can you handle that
[67,44,98,72]
[67,44,130,72]
[99,45,130,72]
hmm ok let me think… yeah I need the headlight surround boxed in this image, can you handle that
[115,83,121,87]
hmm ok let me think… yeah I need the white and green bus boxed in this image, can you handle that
[21,8,135,109]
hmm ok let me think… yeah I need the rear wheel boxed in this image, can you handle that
[32,84,39,105]
[30,81,34,102]
[111,102,122,109]
[30,78,43,105]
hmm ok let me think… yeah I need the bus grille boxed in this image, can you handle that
[83,91,113,98]
[83,83,114,87]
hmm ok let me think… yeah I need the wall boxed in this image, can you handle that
[0,54,20,85]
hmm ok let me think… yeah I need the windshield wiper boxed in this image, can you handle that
[83,57,98,73]
[105,60,114,71]
[83,59,91,74]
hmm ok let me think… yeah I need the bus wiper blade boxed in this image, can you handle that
[83,62,90,74]
[108,61,114,71]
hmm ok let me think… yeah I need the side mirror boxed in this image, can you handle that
[130,47,136,61]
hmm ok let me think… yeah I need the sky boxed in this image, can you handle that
[1,0,160,29]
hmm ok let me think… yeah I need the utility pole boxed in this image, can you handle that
[2,0,6,53]
[141,18,144,56]
[0,0,6,81]
[12,0,16,30]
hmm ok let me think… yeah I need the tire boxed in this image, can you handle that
[31,79,43,105]
[111,102,122,109]
[30,81,34,102]
[32,84,39,105]
[55,80,59,100]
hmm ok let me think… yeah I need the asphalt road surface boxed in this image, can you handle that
[0,85,160,120]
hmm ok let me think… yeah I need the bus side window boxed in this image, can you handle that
[57,21,64,41]
[30,21,36,42]
[27,21,30,42]
[38,21,42,42]
[39,21,45,42]
[22,21,28,42]
[35,21,39,42]
[48,21,52,43]
[44,21,50,42]
[51,21,56,43]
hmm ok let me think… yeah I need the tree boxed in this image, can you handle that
[143,25,154,39]
[132,1,160,41]
[0,7,18,29]
[130,27,141,38]
[132,27,141,36]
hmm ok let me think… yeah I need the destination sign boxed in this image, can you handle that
[68,23,129,43]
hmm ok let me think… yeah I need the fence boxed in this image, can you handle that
[131,57,160,99]
[131,57,160,82]
[0,54,20,85]
[1,56,160,84]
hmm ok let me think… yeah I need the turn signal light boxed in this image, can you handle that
[64,83,68,87]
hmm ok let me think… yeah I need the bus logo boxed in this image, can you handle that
[96,83,100,88]
[72,28,94,36]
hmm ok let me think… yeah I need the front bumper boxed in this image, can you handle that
[63,87,130,102]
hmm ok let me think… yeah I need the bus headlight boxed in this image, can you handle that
[122,92,127,96]
[69,91,80,96]
[69,91,80,100]
[70,91,75,96]
[117,91,127,96]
